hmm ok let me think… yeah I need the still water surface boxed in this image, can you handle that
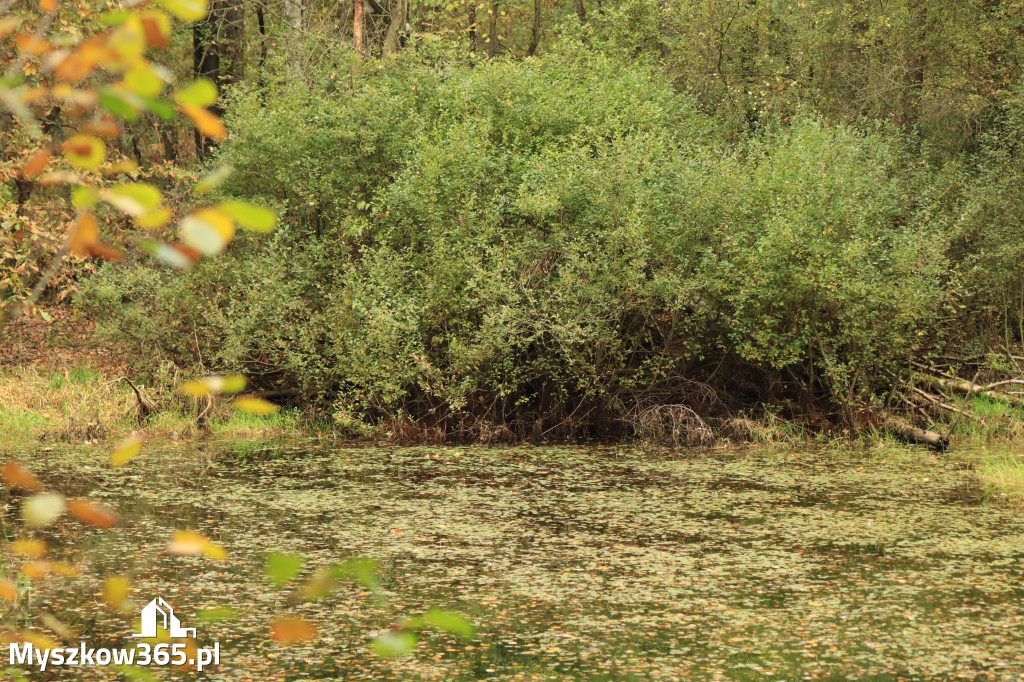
[8,441,1024,680]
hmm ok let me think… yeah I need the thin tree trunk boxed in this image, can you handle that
[354,0,364,53]
[468,1,477,50]
[192,0,244,158]
[383,0,406,56]
[573,0,585,23]
[527,0,540,56]
[487,0,498,57]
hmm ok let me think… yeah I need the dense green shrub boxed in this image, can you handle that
[80,41,1002,437]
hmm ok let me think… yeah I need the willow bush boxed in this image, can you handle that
[79,39,1011,438]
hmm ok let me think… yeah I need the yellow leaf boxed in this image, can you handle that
[0,17,23,42]
[103,576,131,610]
[102,183,161,216]
[174,78,217,107]
[11,539,47,557]
[233,396,280,416]
[169,530,227,561]
[21,493,66,528]
[218,200,277,233]
[135,207,172,229]
[111,436,143,467]
[49,562,79,577]
[62,134,105,170]
[21,631,60,651]
[179,208,235,256]
[2,460,43,491]
[155,0,208,22]
[180,104,226,140]
[178,379,211,397]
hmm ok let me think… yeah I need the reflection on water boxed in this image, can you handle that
[6,441,1024,680]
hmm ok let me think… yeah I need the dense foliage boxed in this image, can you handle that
[78,34,1023,438]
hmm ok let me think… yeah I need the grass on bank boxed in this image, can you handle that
[0,365,309,446]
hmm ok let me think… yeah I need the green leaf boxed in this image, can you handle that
[194,165,233,195]
[174,78,218,107]
[423,608,475,639]
[335,558,380,593]
[154,0,207,22]
[72,186,100,210]
[98,90,139,121]
[217,200,277,233]
[265,552,305,586]
[102,183,161,216]
[197,607,238,622]
[371,630,417,658]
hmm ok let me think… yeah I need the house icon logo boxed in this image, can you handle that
[133,597,197,638]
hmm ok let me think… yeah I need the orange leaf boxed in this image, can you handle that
[0,580,16,602]
[2,461,42,491]
[82,116,120,139]
[141,16,169,49]
[21,149,51,179]
[40,0,59,11]
[180,104,226,140]
[67,499,119,528]
[271,617,318,644]
[11,539,47,557]
[86,243,125,262]
[69,213,99,258]
[21,561,50,580]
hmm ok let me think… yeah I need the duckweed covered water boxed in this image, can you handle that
[5,442,1024,680]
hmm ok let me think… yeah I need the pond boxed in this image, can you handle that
[5,441,1024,680]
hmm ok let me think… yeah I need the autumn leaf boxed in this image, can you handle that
[180,104,226,140]
[271,616,318,644]
[168,531,227,560]
[233,396,280,415]
[21,149,52,178]
[2,460,43,491]
[0,580,17,602]
[179,207,235,256]
[69,213,99,258]
[21,493,66,528]
[62,134,105,170]
[155,0,208,22]
[67,499,120,528]
[111,436,143,467]
[11,539,47,557]
[103,576,131,610]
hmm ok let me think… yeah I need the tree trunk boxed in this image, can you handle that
[487,0,499,57]
[527,0,540,56]
[383,0,406,56]
[468,1,477,50]
[573,0,585,23]
[192,0,244,159]
[354,0,364,53]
